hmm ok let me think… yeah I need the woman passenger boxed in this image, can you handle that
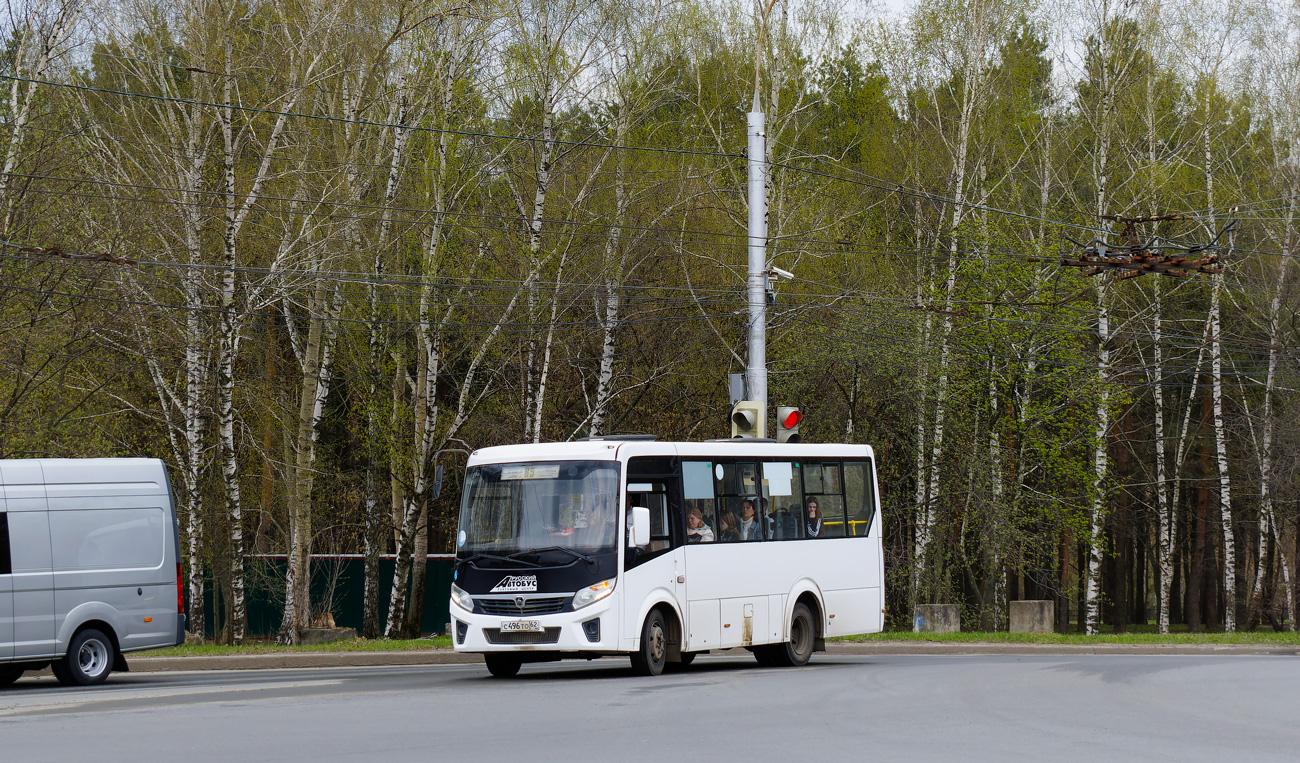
[805,497,824,538]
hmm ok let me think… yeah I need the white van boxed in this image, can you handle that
[0,458,185,687]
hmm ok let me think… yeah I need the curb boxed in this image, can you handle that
[824,641,1300,657]
[111,641,1300,672]
[124,649,482,673]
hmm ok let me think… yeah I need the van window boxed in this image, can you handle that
[0,513,10,574]
[49,508,166,571]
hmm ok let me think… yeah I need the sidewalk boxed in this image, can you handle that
[118,640,1299,672]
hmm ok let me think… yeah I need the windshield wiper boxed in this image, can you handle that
[510,546,597,566]
[462,552,542,569]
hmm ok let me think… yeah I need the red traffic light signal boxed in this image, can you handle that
[776,406,802,443]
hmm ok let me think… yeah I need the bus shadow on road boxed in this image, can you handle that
[460,655,856,683]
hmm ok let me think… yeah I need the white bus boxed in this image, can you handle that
[449,437,884,676]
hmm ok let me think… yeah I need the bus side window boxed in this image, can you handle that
[801,462,846,538]
[843,461,876,537]
[759,461,803,540]
[682,461,717,546]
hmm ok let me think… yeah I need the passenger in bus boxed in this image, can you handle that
[717,510,739,542]
[686,507,714,543]
[738,500,762,540]
[758,497,782,539]
[805,497,824,538]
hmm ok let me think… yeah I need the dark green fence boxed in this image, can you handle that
[199,555,455,639]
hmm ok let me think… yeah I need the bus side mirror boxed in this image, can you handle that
[628,506,650,547]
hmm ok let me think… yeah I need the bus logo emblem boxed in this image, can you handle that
[491,574,538,593]
[515,596,526,609]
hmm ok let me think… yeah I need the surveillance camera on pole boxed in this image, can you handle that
[770,266,794,281]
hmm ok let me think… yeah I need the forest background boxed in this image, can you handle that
[1,0,1298,644]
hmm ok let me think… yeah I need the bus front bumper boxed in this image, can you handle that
[449,598,620,654]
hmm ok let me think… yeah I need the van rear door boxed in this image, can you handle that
[0,461,55,659]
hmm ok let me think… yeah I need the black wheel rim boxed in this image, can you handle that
[647,618,666,667]
[792,612,812,659]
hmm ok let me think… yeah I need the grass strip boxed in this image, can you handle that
[840,631,1300,645]
[149,636,452,657]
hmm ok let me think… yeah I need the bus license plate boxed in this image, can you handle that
[499,619,543,633]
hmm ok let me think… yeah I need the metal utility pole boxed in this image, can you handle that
[745,107,768,413]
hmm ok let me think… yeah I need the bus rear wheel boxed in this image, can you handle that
[484,654,521,678]
[630,609,668,676]
[772,602,815,667]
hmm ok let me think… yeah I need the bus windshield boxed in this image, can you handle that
[457,461,621,561]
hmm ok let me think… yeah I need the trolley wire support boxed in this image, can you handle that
[1060,213,1237,281]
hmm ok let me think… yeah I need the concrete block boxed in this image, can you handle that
[299,627,358,645]
[913,604,960,633]
[1009,600,1054,634]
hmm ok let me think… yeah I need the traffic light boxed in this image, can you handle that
[730,400,766,439]
[776,406,802,443]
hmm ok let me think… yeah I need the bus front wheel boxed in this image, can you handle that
[484,654,521,678]
[630,609,668,676]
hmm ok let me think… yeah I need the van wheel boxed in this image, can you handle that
[0,667,23,687]
[484,654,521,678]
[772,603,815,667]
[630,609,668,676]
[54,628,115,686]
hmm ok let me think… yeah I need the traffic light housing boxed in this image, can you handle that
[730,400,766,439]
[776,406,802,443]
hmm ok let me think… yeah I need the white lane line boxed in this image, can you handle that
[0,679,345,717]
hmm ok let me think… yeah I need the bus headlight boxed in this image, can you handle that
[450,583,474,612]
[572,578,616,610]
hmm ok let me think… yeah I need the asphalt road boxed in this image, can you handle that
[1,653,1296,762]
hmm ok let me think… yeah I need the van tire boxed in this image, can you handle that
[484,654,521,678]
[0,667,23,687]
[772,602,815,667]
[54,628,115,686]
[630,609,668,676]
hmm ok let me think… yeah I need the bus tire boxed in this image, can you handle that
[773,602,815,667]
[630,609,668,676]
[484,654,521,678]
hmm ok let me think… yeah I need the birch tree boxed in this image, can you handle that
[76,1,218,638]
[903,0,1019,602]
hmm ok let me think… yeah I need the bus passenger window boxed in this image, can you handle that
[814,495,847,537]
[843,461,876,537]
[760,462,803,540]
